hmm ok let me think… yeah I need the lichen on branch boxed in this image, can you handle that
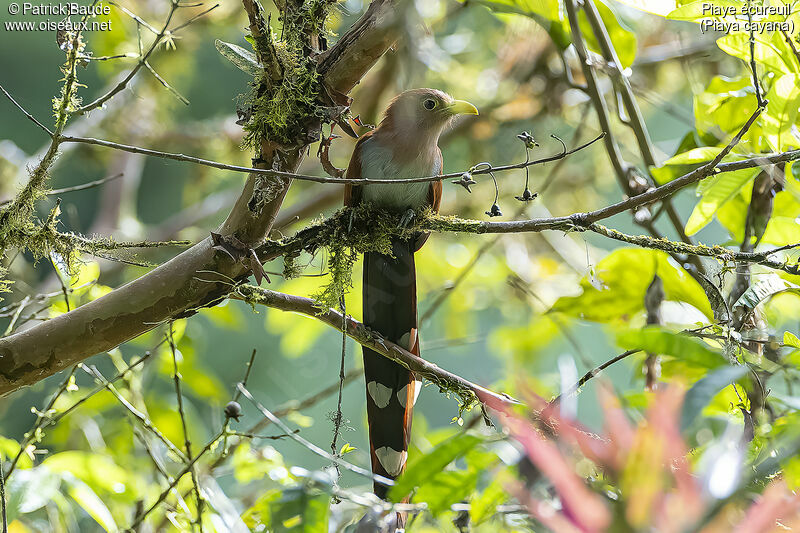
[239,0,334,149]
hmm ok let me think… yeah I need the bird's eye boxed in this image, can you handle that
[423,98,437,110]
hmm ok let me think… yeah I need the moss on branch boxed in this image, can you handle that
[254,205,800,307]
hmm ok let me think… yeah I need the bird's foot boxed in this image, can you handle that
[399,209,416,229]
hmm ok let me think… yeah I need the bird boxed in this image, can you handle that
[343,88,478,512]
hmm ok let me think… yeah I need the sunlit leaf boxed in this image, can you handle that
[685,168,760,235]
[733,276,800,313]
[663,146,725,165]
[617,327,727,368]
[474,0,637,66]
[552,249,712,321]
[785,331,800,349]
[64,475,119,532]
[717,31,799,75]
[43,452,131,498]
[415,470,478,516]
[763,74,800,151]
[693,76,757,135]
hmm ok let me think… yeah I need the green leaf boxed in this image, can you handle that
[215,39,261,76]
[759,190,800,245]
[552,249,712,321]
[43,451,130,497]
[388,433,484,501]
[64,475,119,532]
[681,365,749,430]
[685,168,760,235]
[763,74,800,151]
[415,470,479,516]
[339,443,356,455]
[693,76,757,136]
[470,478,508,524]
[584,0,638,68]
[663,146,724,165]
[242,489,280,528]
[474,0,637,66]
[733,276,800,313]
[785,331,800,349]
[667,0,740,21]
[717,31,799,75]
[613,0,676,16]
[617,327,727,369]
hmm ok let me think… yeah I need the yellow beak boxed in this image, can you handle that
[448,99,479,116]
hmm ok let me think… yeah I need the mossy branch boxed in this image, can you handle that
[254,205,800,279]
[585,223,800,274]
[233,284,520,411]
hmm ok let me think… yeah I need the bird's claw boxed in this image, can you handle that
[399,209,416,229]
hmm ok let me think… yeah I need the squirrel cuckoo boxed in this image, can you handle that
[343,89,478,501]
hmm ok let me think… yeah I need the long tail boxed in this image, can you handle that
[362,237,421,501]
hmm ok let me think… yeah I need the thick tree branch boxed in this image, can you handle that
[233,285,520,409]
[317,0,407,95]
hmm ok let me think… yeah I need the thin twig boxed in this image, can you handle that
[566,0,704,273]
[330,295,348,478]
[212,368,359,470]
[220,348,258,456]
[584,223,799,275]
[38,173,123,199]
[226,431,297,439]
[133,429,193,517]
[237,384,395,486]
[171,3,220,32]
[75,3,180,113]
[780,29,800,67]
[1,296,29,337]
[50,259,71,312]
[80,364,189,463]
[128,430,226,531]
[4,366,77,478]
[44,345,161,431]
[0,83,54,136]
[551,349,642,402]
[746,3,766,108]
[167,326,204,531]
[55,133,604,185]
[0,452,7,533]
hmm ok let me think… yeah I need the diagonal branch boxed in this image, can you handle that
[233,285,521,409]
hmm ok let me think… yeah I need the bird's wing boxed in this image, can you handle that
[428,147,443,214]
[413,147,443,251]
[343,130,376,207]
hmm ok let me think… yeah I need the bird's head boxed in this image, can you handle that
[380,88,479,142]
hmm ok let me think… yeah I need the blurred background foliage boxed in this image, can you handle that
[1,0,799,530]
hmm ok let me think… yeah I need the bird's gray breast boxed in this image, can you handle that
[359,138,436,211]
